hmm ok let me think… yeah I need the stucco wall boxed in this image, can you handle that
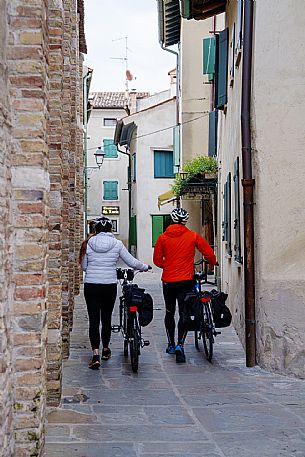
[180,18,214,240]
[87,108,129,245]
[216,6,246,346]
[129,99,176,265]
[252,0,305,378]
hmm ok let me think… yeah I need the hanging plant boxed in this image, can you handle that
[171,155,218,197]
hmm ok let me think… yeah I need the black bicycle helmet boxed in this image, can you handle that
[94,216,113,231]
[171,208,189,224]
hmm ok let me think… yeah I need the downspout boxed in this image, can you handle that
[83,69,92,237]
[241,0,256,367]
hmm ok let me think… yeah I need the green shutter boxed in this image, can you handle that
[154,150,174,178]
[208,110,218,157]
[227,173,232,256]
[163,214,172,231]
[215,28,228,109]
[103,181,118,200]
[233,158,242,263]
[203,36,216,80]
[152,215,164,247]
[173,126,180,173]
[103,138,118,158]
[132,153,136,182]
[129,215,137,247]
[222,181,228,242]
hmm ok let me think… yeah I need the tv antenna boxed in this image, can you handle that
[111,36,131,92]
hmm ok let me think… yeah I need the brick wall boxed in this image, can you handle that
[0,0,14,454]
[0,0,86,454]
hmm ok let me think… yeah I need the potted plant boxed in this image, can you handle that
[171,155,218,197]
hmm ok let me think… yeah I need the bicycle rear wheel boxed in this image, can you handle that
[129,317,140,373]
[202,303,214,362]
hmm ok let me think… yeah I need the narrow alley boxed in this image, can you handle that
[45,272,305,457]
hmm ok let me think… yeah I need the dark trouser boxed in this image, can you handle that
[162,280,194,345]
[84,283,117,350]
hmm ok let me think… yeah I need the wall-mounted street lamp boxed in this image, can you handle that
[94,147,106,168]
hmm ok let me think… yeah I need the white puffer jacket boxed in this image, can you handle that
[81,232,149,284]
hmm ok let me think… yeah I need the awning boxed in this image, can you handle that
[158,189,176,209]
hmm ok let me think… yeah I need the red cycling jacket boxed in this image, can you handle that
[153,224,217,283]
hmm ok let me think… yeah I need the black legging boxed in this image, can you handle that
[84,283,117,350]
[162,280,194,345]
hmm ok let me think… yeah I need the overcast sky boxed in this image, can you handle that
[84,0,176,94]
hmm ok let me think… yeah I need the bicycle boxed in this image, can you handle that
[112,268,150,373]
[191,259,220,362]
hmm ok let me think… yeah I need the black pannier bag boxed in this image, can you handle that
[210,289,232,328]
[125,284,145,306]
[182,292,203,331]
[138,293,154,327]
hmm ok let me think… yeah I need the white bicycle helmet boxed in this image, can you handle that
[171,208,189,225]
[94,216,113,231]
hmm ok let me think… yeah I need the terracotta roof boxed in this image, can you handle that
[77,0,87,54]
[90,92,150,109]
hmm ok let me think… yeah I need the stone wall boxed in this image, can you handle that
[0,0,85,454]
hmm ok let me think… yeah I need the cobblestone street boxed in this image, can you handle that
[45,272,305,457]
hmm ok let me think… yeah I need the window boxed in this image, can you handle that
[111,219,118,234]
[151,214,171,247]
[208,110,218,157]
[154,150,174,178]
[222,173,232,256]
[103,181,118,200]
[103,118,117,127]
[103,139,118,158]
[233,158,242,263]
[214,28,229,110]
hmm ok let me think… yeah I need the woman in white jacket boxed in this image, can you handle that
[80,216,150,369]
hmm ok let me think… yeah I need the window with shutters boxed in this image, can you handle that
[214,28,229,110]
[233,158,242,263]
[222,173,232,256]
[154,150,174,178]
[103,181,118,200]
[236,0,243,66]
[203,36,216,81]
[103,138,118,158]
[229,23,235,86]
[208,110,218,157]
[151,214,171,247]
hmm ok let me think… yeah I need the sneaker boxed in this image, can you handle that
[166,344,176,354]
[101,348,112,360]
[88,354,100,369]
[175,344,186,364]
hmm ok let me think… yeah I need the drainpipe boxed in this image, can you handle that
[241,0,256,367]
[83,68,93,237]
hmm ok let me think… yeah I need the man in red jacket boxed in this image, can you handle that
[153,208,217,363]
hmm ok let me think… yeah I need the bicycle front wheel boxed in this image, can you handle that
[194,330,200,350]
[202,304,214,362]
[129,317,140,373]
